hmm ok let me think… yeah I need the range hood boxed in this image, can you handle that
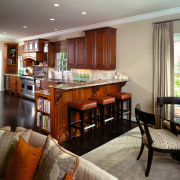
[22,52,43,61]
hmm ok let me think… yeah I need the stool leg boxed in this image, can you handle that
[80,111,84,144]
[112,103,115,129]
[94,108,97,137]
[121,100,123,121]
[68,108,71,142]
[100,105,105,135]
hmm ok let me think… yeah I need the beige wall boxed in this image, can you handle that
[114,17,180,118]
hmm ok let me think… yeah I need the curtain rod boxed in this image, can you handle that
[152,18,180,25]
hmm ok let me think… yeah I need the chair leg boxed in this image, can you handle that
[137,141,144,160]
[129,98,131,121]
[145,149,153,177]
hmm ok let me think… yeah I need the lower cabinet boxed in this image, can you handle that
[9,75,21,96]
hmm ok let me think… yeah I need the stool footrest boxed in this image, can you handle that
[104,117,114,123]
[84,124,95,130]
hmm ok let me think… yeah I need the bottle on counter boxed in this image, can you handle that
[73,73,76,82]
[80,73,83,82]
[83,73,86,82]
[76,73,79,82]
[86,74,90,81]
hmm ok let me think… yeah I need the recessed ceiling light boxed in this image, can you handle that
[54,4,60,7]
[54,28,58,31]
[49,18,55,21]
[82,12,87,15]
[3,32,7,34]
[22,26,28,29]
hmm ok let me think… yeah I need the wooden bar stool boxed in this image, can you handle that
[89,96,115,135]
[109,92,132,122]
[68,99,97,144]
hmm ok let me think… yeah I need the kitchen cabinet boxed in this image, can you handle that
[4,43,18,74]
[24,39,48,53]
[48,42,55,67]
[84,27,116,70]
[9,75,21,96]
[43,42,55,67]
[67,37,85,69]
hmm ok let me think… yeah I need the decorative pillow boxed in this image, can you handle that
[34,134,79,180]
[0,129,32,177]
[5,136,42,180]
[63,172,74,180]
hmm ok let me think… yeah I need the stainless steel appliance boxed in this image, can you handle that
[20,76,35,99]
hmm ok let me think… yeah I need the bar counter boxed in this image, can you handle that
[35,79,127,141]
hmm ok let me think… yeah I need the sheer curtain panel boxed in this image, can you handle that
[153,22,174,127]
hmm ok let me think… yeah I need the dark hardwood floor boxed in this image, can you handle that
[0,91,137,156]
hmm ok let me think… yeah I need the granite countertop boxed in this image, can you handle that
[51,79,127,90]
[35,79,127,96]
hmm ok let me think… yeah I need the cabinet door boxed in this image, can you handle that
[85,31,95,68]
[24,42,29,52]
[106,29,116,69]
[28,41,34,52]
[48,42,55,67]
[76,37,85,67]
[34,40,39,51]
[9,76,17,95]
[16,77,21,95]
[95,29,107,69]
[67,39,76,67]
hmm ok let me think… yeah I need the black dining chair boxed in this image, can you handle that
[157,97,180,133]
[135,104,180,177]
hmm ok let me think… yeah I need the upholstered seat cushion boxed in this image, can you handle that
[163,120,180,131]
[142,127,180,150]
[68,99,97,110]
[89,96,115,105]
[109,92,131,100]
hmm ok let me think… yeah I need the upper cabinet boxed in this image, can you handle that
[43,42,55,67]
[4,43,18,74]
[84,27,116,70]
[67,27,116,70]
[24,39,48,53]
[67,37,85,69]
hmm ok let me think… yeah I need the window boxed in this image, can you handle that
[56,52,70,72]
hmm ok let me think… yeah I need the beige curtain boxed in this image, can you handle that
[153,22,174,128]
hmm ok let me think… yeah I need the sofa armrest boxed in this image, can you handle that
[75,157,118,180]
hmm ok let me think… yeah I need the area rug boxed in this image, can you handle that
[82,127,180,180]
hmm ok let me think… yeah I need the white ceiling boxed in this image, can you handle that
[0,0,180,42]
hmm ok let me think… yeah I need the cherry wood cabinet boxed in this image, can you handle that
[4,43,18,74]
[48,42,55,67]
[67,27,116,70]
[84,27,116,70]
[9,75,21,96]
[24,39,48,53]
[67,37,85,69]
[43,42,55,67]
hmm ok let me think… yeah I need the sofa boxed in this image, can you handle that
[0,126,118,180]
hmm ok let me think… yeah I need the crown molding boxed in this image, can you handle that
[16,7,180,42]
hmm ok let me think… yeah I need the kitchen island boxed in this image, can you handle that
[35,79,127,141]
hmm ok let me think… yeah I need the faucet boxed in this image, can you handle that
[42,68,48,78]
[61,68,65,81]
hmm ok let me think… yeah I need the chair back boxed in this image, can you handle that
[157,97,180,107]
[135,104,155,146]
